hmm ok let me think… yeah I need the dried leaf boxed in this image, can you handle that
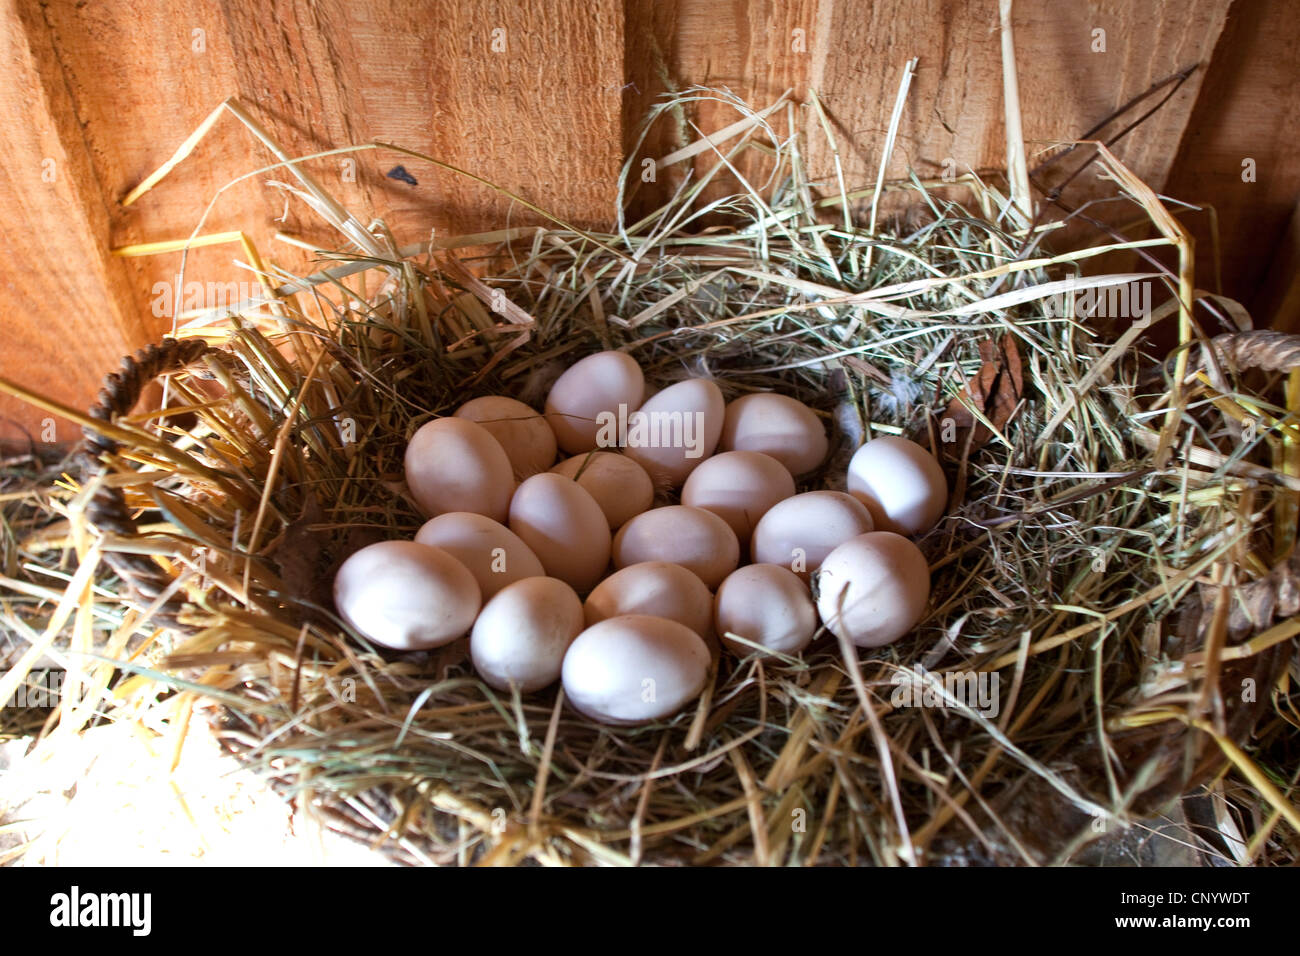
[941,335,1024,452]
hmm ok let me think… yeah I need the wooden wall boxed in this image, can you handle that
[1,0,1296,442]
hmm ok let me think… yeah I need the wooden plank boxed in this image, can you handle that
[1,0,626,440]
[0,0,152,444]
[1163,0,1300,325]
[623,0,818,219]
[218,0,625,240]
[1257,200,1300,334]
[624,0,1232,223]
[12,0,1300,444]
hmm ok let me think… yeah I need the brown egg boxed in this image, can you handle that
[550,452,655,530]
[846,435,949,535]
[333,540,480,650]
[508,473,612,592]
[720,393,829,475]
[585,562,713,638]
[471,576,585,692]
[815,532,930,647]
[612,505,739,589]
[403,417,514,522]
[544,351,645,454]
[454,395,557,479]
[681,450,795,543]
[714,564,818,656]
[622,378,725,487]
[414,512,545,599]
[561,615,711,725]
[750,491,874,579]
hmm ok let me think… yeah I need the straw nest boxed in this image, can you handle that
[2,88,1298,866]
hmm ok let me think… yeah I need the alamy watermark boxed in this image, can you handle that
[150,277,264,318]
[3,668,63,708]
[49,886,151,936]
[1044,279,1151,324]
[594,403,706,459]
[890,663,1000,718]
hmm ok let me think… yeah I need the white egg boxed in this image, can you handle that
[404,417,514,522]
[720,393,829,475]
[508,473,612,592]
[846,435,948,535]
[585,561,713,638]
[414,512,545,599]
[622,378,725,487]
[612,505,740,589]
[562,614,711,725]
[815,531,930,648]
[714,564,817,656]
[550,452,654,530]
[544,351,645,454]
[750,491,874,579]
[470,576,584,692]
[681,450,795,543]
[333,540,480,650]
[454,395,557,479]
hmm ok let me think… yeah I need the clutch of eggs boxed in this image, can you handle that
[333,350,948,725]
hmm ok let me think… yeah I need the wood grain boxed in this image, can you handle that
[3,0,1297,443]
[217,0,626,242]
[1162,0,1300,327]
[2,0,624,442]
[624,0,1231,223]
[0,1,150,444]
[1257,199,1300,334]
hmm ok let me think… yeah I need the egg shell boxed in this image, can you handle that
[508,473,612,592]
[454,395,557,479]
[544,351,645,454]
[681,450,795,543]
[550,452,654,530]
[414,512,545,600]
[562,614,711,725]
[622,378,725,487]
[333,540,481,651]
[612,505,740,589]
[720,393,829,475]
[585,561,713,638]
[750,491,874,579]
[470,576,584,692]
[404,417,514,522]
[846,435,948,536]
[815,531,930,648]
[714,564,818,656]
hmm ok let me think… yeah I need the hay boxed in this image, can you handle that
[2,85,1298,867]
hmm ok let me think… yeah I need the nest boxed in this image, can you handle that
[2,88,1298,866]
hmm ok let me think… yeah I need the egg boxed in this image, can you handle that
[714,564,818,656]
[508,473,612,592]
[404,417,514,522]
[414,512,545,599]
[846,435,948,535]
[550,452,654,529]
[454,395,557,479]
[750,491,874,578]
[719,393,829,475]
[470,576,584,692]
[681,450,795,543]
[612,505,739,589]
[585,562,713,638]
[815,531,930,647]
[333,540,480,650]
[561,614,711,724]
[622,378,725,487]
[544,351,645,454]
